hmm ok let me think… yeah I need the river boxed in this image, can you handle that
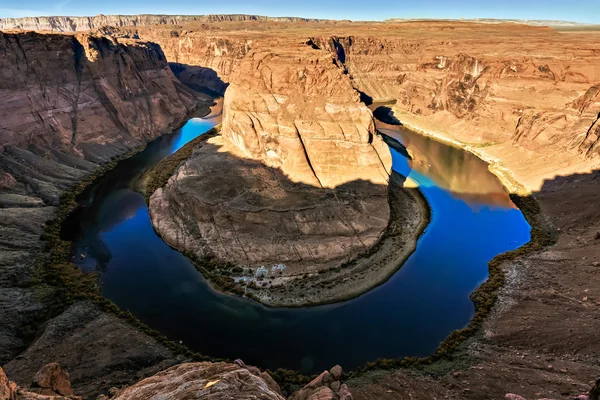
[61,101,531,373]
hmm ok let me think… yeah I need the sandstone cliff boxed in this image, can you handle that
[0,14,327,32]
[0,30,207,387]
[306,26,600,189]
[0,31,199,157]
[221,45,391,188]
[148,45,426,307]
[114,21,600,190]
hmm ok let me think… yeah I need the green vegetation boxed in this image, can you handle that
[346,193,556,381]
[33,114,556,392]
[142,125,220,200]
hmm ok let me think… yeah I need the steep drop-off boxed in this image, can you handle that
[149,45,425,306]
[114,21,600,189]
[0,30,208,394]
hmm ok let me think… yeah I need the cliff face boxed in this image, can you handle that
[0,14,326,32]
[147,45,421,307]
[221,45,392,188]
[305,27,600,189]
[121,22,600,189]
[0,31,198,159]
[0,30,206,371]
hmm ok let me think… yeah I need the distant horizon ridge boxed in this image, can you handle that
[0,13,596,26]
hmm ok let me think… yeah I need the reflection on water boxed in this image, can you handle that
[62,104,530,374]
[378,121,513,208]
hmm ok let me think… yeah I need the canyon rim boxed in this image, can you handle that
[0,12,599,400]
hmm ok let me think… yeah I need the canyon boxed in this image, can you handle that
[0,14,599,400]
[109,20,600,190]
[148,42,426,306]
[0,29,211,397]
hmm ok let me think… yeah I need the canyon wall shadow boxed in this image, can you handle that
[169,63,229,97]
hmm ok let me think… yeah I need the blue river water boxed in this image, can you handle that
[63,103,531,373]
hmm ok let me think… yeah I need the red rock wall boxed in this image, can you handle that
[221,45,392,188]
[0,31,199,160]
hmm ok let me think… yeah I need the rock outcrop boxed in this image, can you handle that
[221,46,391,188]
[1,364,81,399]
[0,30,207,384]
[0,14,327,32]
[148,45,425,306]
[306,26,600,189]
[0,31,199,157]
[109,21,600,190]
[290,365,352,400]
[109,362,285,400]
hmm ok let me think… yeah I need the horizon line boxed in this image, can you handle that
[0,13,597,26]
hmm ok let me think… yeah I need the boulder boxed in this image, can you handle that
[329,365,343,381]
[111,362,284,400]
[0,367,14,400]
[32,363,74,397]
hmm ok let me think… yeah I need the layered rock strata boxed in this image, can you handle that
[220,46,391,188]
[306,27,600,189]
[108,21,600,190]
[148,45,425,306]
[0,14,327,32]
[0,30,207,388]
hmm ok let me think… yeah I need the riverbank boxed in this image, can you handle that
[347,112,600,400]
[1,101,216,398]
[390,107,600,195]
[143,129,430,307]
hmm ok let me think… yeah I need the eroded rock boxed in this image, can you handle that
[221,45,392,188]
[0,367,15,400]
[32,363,73,397]
[148,43,415,306]
[110,362,284,400]
[291,366,352,400]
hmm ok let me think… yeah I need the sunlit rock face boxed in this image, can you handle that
[111,362,285,400]
[0,30,203,365]
[149,45,400,304]
[221,45,392,188]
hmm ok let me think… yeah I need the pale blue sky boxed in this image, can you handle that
[0,0,598,24]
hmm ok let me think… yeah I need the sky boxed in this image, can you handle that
[0,0,598,24]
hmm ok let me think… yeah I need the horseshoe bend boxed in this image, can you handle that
[147,43,427,307]
[0,11,599,400]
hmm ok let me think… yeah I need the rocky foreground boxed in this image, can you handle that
[149,43,426,306]
[0,30,210,396]
[2,361,357,400]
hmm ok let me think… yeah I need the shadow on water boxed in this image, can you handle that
[61,103,531,374]
[169,63,229,97]
[373,106,402,126]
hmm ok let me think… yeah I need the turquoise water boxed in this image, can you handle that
[63,107,531,373]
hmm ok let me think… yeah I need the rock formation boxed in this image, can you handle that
[0,30,208,387]
[2,17,600,400]
[148,44,424,306]
[107,21,600,190]
[306,27,600,189]
[109,362,285,400]
[1,363,81,399]
[290,365,352,400]
[221,46,391,188]
[2,360,356,400]
[0,14,327,32]
[0,31,199,157]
